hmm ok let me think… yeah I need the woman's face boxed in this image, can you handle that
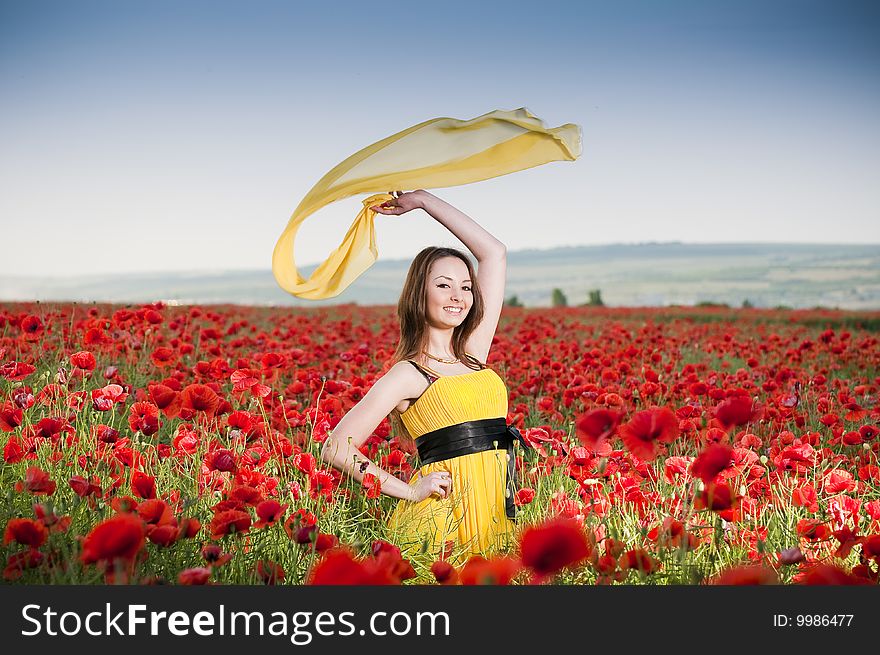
[424,256,472,329]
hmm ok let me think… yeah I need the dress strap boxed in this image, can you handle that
[406,360,437,384]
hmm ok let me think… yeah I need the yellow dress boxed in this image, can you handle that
[388,360,515,565]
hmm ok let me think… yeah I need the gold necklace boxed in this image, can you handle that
[422,350,460,364]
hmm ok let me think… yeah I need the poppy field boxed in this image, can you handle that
[1,301,879,585]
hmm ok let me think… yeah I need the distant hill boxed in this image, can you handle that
[2,243,878,309]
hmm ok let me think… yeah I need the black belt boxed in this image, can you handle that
[416,417,529,520]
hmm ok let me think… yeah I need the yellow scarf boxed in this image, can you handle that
[272,108,581,299]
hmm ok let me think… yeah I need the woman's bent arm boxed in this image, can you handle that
[320,362,452,502]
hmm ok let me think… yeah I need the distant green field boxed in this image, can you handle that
[2,242,878,309]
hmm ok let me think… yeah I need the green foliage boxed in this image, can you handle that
[587,289,604,306]
[551,288,568,307]
[504,294,524,307]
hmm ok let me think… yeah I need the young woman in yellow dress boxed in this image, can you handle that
[320,189,522,565]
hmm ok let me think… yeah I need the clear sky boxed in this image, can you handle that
[2,0,878,278]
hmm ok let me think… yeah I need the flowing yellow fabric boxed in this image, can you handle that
[273,108,582,299]
[387,362,515,566]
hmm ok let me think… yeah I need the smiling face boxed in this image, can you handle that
[424,256,473,329]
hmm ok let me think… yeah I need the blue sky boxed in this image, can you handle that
[1,0,878,277]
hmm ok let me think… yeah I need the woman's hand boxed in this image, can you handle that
[408,470,452,502]
[370,190,430,216]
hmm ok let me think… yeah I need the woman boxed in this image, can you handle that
[320,189,516,564]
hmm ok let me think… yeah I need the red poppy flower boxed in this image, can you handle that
[822,469,855,494]
[149,384,182,418]
[68,475,101,498]
[575,409,623,452]
[256,560,285,585]
[3,518,48,548]
[293,452,316,474]
[283,509,317,539]
[137,499,175,527]
[794,564,872,585]
[0,402,24,433]
[710,564,779,585]
[362,474,382,499]
[619,549,662,575]
[307,549,397,585]
[254,500,287,528]
[515,487,536,506]
[0,361,36,381]
[791,484,818,512]
[690,443,733,483]
[3,549,44,581]
[150,347,176,368]
[796,519,831,541]
[147,524,179,547]
[714,396,763,430]
[209,510,251,539]
[180,384,221,418]
[205,449,237,473]
[80,513,145,566]
[459,555,521,585]
[228,485,263,505]
[70,351,97,372]
[14,466,56,495]
[619,407,680,461]
[431,560,460,585]
[520,517,591,579]
[19,315,44,340]
[128,401,160,436]
[178,567,212,585]
[695,482,737,512]
[131,471,157,500]
[308,469,335,501]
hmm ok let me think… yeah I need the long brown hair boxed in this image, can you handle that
[387,247,485,447]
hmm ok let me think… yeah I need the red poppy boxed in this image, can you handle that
[178,567,212,585]
[0,361,36,381]
[20,315,44,339]
[131,471,157,500]
[201,544,233,567]
[70,351,97,372]
[515,487,536,506]
[459,555,521,585]
[575,409,623,452]
[137,499,175,527]
[362,474,382,499]
[14,466,56,495]
[307,549,397,585]
[149,384,182,418]
[791,484,818,512]
[619,407,680,461]
[714,396,763,430]
[3,549,44,581]
[695,482,737,512]
[80,512,145,566]
[205,449,237,473]
[0,402,24,434]
[431,560,460,585]
[254,500,287,528]
[283,509,317,539]
[519,517,591,579]
[308,469,335,502]
[209,510,251,539]
[796,519,831,541]
[68,474,101,498]
[180,384,221,418]
[690,443,733,483]
[619,549,662,575]
[794,564,872,585]
[710,565,779,585]
[147,524,179,547]
[128,402,160,436]
[3,518,48,548]
[256,560,285,585]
